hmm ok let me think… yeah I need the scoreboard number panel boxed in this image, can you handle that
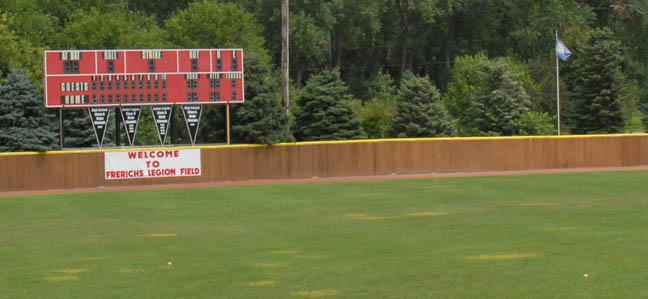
[178,50,212,73]
[44,49,244,108]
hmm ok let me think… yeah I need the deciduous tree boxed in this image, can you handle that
[165,0,268,61]
[357,72,398,138]
[0,14,43,86]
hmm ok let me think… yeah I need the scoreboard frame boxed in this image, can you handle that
[44,49,245,108]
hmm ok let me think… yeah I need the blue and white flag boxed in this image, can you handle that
[556,38,571,61]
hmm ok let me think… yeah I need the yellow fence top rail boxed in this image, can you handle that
[1,133,647,157]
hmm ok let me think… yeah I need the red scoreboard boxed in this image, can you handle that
[44,49,244,108]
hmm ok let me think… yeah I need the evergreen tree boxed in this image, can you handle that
[231,53,293,144]
[565,28,626,133]
[61,109,96,148]
[0,69,57,152]
[641,101,648,131]
[390,72,455,138]
[365,71,397,103]
[231,90,293,144]
[293,69,365,141]
[465,60,532,136]
[446,55,534,136]
[168,106,190,145]
[194,105,226,144]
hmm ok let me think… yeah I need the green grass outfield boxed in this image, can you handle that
[1,171,648,298]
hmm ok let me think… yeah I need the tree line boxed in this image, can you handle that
[1,0,646,152]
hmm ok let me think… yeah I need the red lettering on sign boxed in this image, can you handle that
[106,169,145,178]
[128,150,182,159]
[147,168,177,177]
[180,168,200,175]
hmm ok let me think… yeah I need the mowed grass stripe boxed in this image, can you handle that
[1,170,648,298]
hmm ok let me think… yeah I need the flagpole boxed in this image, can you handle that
[555,31,561,136]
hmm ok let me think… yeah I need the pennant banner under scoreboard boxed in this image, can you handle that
[151,105,172,145]
[120,106,141,146]
[88,106,110,148]
[182,105,203,145]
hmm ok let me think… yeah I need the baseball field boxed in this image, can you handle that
[1,170,647,298]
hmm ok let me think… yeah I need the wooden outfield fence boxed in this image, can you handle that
[1,134,648,193]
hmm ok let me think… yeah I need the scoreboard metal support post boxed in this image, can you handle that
[226,103,231,145]
[59,109,63,149]
[115,107,121,146]
[170,106,176,145]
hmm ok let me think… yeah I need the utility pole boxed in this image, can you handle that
[281,0,290,116]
